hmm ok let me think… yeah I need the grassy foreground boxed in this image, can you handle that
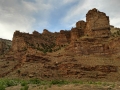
[0,78,116,90]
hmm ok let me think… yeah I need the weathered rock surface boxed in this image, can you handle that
[0,38,11,55]
[70,38,110,55]
[42,29,51,34]
[39,61,118,80]
[56,8,111,46]
[85,8,111,37]
[56,30,70,46]
[12,30,57,52]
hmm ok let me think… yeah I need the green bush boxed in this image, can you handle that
[72,80,83,84]
[51,80,69,85]
[5,79,17,87]
[0,85,5,90]
[29,78,41,84]
[21,81,27,86]
[24,85,29,90]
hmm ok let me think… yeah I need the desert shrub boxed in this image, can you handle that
[21,81,28,86]
[72,80,83,84]
[4,79,17,87]
[29,78,41,84]
[0,84,5,90]
[50,80,69,85]
[24,85,29,90]
[20,85,29,90]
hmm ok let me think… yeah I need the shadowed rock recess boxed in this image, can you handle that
[0,8,120,81]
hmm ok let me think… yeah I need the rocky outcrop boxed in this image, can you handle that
[56,30,70,46]
[85,8,111,38]
[11,31,28,51]
[42,29,51,34]
[12,30,57,52]
[63,8,114,55]
[71,38,110,55]
[11,8,118,56]
[43,62,117,79]
[0,38,12,55]
[71,28,80,41]
[56,8,111,46]
[76,20,86,29]
[25,55,50,63]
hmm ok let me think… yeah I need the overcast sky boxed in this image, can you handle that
[0,0,120,40]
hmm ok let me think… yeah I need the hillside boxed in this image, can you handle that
[0,8,120,82]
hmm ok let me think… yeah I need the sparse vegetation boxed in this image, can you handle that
[112,30,120,37]
[0,78,117,90]
[21,81,28,86]
[20,85,29,90]
[0,84,5,90]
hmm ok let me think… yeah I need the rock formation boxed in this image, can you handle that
[56,8,111,45]
[85,8,111,38]
[12,31,29,51]
[12,30,57,52]
[0,38,11,55]
[76,20,86,29]
[42,29,51,34]
[70,28,80,41]
[11,8,114,55]
[56,30,70,46]
[1,8,120,81]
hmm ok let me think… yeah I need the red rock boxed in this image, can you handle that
[85,8,111,38]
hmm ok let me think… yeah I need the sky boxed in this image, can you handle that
[0,0,120,40]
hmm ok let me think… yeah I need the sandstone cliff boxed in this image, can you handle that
[56,30,70,46]
[0,38,11,55]
[85,8,111,38]
[11,8,119,56]
[12,30,58,52]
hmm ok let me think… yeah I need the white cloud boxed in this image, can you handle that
[62,0,77,4]
[61,0,120,29]
[111,17,120,28]
[60,1,87,28]
[0,0,53,40]
[22,1,38,12]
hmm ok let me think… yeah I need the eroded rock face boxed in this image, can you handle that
[12,30,57,52]
[42,29,51,34]
[85,8,111,38]
[25,55,50,63]
[56,30,70,46]
[56,8,111,46]
[71,28,80,41]
[73,39,110,55]
[43,62,117,79]
[76,20,86,29]
[70,21,86,41]
[12,31,28,51]
[0,38,11,55]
